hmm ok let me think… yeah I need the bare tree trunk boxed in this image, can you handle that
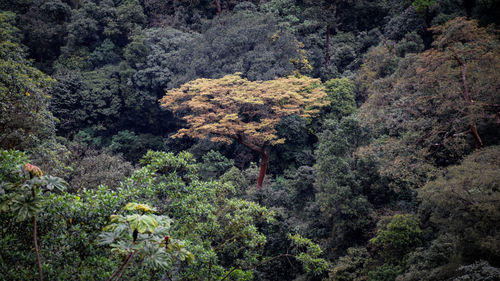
[325,24,331,69]
[470,123,483,148]
[256,144,268,189]
[33,214,43,281]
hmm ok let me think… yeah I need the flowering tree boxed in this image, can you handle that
[160,74,328,188]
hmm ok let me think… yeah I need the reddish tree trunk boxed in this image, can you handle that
[452,48,483,148]
[256,144,268,189]
[215,0,222,16]
[325,24,331,69]
[234,134,269,189]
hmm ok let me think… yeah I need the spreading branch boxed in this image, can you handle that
[450,45,483,148]
[160,74,329,188]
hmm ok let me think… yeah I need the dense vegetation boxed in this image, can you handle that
[1,0,499,280]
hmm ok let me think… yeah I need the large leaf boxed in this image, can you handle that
[126,214,158,234]
[141,242,173,270]
[98,231,122,245]
[124,202,155,213]
[10,194,41,221]
[41,175,67,192]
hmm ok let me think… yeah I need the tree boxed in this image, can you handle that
[322,78,357,120]
[369,214,422,263]
[99,202,193,281]
[416,17,500,150]
[329,247,369,281]
[303,0,356,72]
[314,116,373,255]
[358,18,500,191]
[160,73,328,188]
[198,150,234,180]
[17,0,71,71]
[0,150,67,281]
[0,12,56,150]
[418,145,500,266]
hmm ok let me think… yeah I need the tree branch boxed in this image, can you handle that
[235,134,261,153]
[450,45,483,148]
[220,267,237,281]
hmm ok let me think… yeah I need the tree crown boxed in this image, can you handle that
[160,73,329,147]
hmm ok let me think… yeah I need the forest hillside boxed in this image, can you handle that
[1,0,499,280]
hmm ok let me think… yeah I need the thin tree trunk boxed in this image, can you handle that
[215,0,222,16]
[452,48,483,148]
[220,267,237,281]
[114,251,135,281]
[31,185,43,281]
[33,214,43,281]
[107,259,124,281]
[108,230,138,281]
[256,144,268,189]
[470,123,482,148]
[325,24,331,69]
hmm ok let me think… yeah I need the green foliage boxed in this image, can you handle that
[323,78,357,120]
[13,0,71,71]
[412,0,435,15]
[0,12,56,150]
[360,18,500,174]
[89,39,121,67]
[140,150,198,179]
[78,65,122,127]
[64,146,134,192]
[0,149,28,183]
[116,0,146,35]
[0,150,286,280]
[383,6,425,41]
[453,261,500,281]
[0,150,67,280]
[198,150,234,180]
[3,1,500,280]
[109,130,164,162]
[397,234,460,281]
[329,247,369,281]
[395,32,424,57]
[370,214,422,262]
[0,11,20,42]
[99,202,193,274]
[314,115,373,254]
[0,150,67,221]
[418,146,500,266]
[133,151,276,280]
[270,115,314,174]
[289,234,329,275]
[367,264,403,281]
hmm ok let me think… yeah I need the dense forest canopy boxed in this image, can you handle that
[0,0,499,280]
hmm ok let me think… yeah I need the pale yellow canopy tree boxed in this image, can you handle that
[160,73,329,188]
